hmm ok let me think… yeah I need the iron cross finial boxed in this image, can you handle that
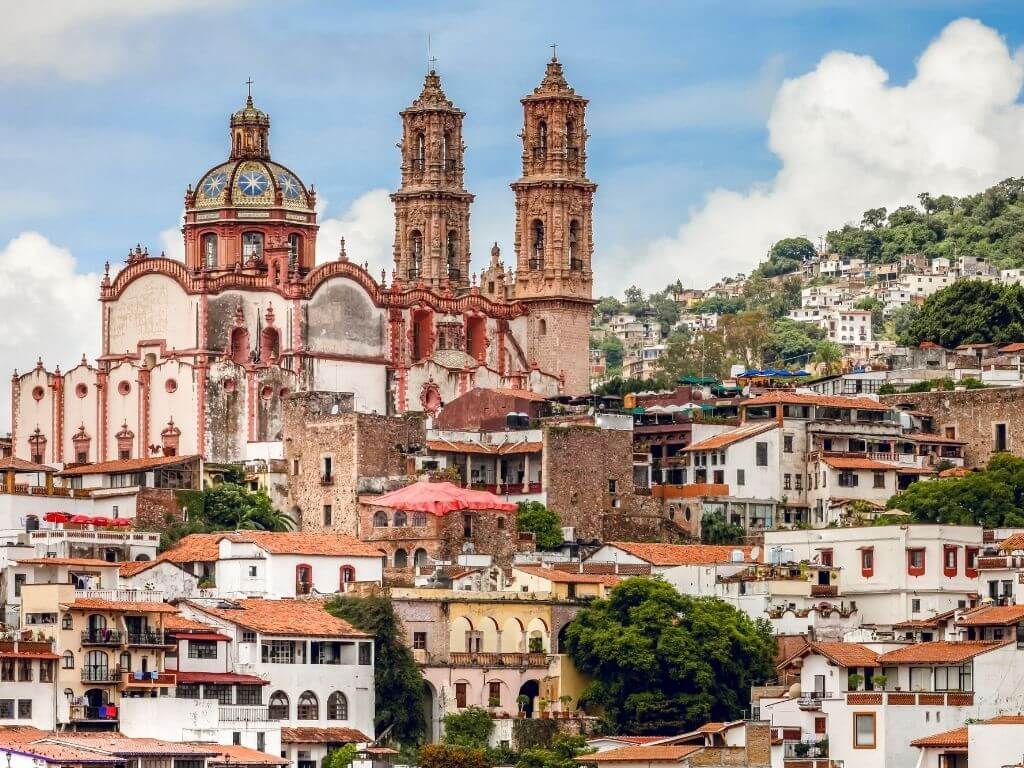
[550,43,558,61]
[246,77,254,98]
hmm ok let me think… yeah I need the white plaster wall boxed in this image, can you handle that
[311,360,387,414]
[106,273,198,356]
[62,363,100,463]
[105,361,141,459]
[13,367,54,462]
[148,359,200,456]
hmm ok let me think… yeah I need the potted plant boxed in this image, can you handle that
[559,694,573,718]
[517,695,530,718]
[793,742,810,758]
[538,697,550,719]
[847,673,863,691]
[872,674,888,691]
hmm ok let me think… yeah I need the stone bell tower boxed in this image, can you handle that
[392,69,474,290]
[512,54,596,394]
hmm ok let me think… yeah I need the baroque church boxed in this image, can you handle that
[11,56,596,465]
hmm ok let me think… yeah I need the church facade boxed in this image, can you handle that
[11,56,596,465]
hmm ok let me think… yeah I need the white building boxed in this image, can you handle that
[900,273,954,298]
[0,639,58,729]
[180,598,376,766]
[911,714,1024,768]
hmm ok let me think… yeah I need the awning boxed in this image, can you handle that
[369,480,516,514]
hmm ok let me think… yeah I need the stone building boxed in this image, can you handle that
[12,55,595,467]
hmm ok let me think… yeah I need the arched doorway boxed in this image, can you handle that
[518,679,540,717]
[557,623,571,654]
[423,681,439,743]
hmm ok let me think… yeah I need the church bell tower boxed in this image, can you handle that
[512,54,596,394]
[392,69,474,290]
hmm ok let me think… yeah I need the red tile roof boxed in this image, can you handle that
[0,456,56,472]
[775,634,810,666]
[165,614,220,632]
[205,745,289,766]
[956,604,1024,627]
[57,454,199,477]
[15,557,122,568]
[742,392,890,411]
[983,714,1024,724]
[576,744,703,763]
[906,432,965,444]
[997,342,1024,353]
[999,533,1024,552]
[185,599,369,638]
[221,531,384,558]
[65,598,178,613]
[819,455,897,471]
[280,727,371,744]
[807,642,880,668]
[174,670,267,685]
[910,726,968,748]
[683,423,776,452]
[878,641,1009,664]
[119,559,166,577]
[490,387,550,402]
[52,735,219,757]
[513,566,621,586]
[605,542,756,566]
[425,439,543,455]
[892,609,957,630]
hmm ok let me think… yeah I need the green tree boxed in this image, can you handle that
[517,502,564,549]
[600,335,625,372]
[624,286,646,316]
[516,734,593,768]
[326,594,427,745]
[649,290,681,328]
[813,340,844,375]
[700,510,745,545]
[419,744,492,768]
[720,310,771,368]
[594,296,625,322]
[658,328,730,381]
[762,318,822,367]
[892,303,922,345]
[323,745,357,768]
[443,707,494,749]
[903,281,1024,347]
[854,296,885,335]
[564,579,775,734]
[693,295,746,316]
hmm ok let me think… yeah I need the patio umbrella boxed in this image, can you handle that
[109,518,132,527]
[69,515,92,524]
[372,480,517,514]
[89,516,112,526]
[43,511,72,523]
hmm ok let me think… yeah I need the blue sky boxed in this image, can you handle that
[4,1,1024,296]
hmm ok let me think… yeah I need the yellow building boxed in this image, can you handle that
[20,578,178,728]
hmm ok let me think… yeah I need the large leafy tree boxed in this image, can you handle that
[700,510,745,545]
[326,594,427,746]
[516,734,593,768]
[720,310,771,369]
[442,707,493,749]
[419,745,491,768]
[762,318,823,367]
[658,328,730,381]
[886,453,1024,528]
[563,579,775,734]
[516,502,564,550]
[903,281,1024,348]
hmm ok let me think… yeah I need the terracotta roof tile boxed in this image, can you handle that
[742,392,890,411]
[605,542,757,567]
[65,598,177,613]
[165,614,220,632]
[489,387,550,402]
[15,557,122,568]
[0,456,56,472]
[998,533,1024,552]
[610,737,666,745]
[807,642,880,668]
[279,727,371,744]
[576,744,704,763]
[775,634,810,666]
[906,432,965,444]
[158,533,223,563]
[819,455,898,471]
[683,423,776,452]
[221,532,384,558]
[0,742,125,764]
[910,726,968,748]
[119,560,165,577]
[878,641,1008,664]
[57,454,199,477]
[892,609,957,630]
[513,566,621,586]
[174,671,267,685]
[425,439,543,455]
[51,736,217,757]
[984,714,1024,724]
[205,745,289,765]
[997,342,1024,353]
[185,599,369,638]
[956,604,1024,627]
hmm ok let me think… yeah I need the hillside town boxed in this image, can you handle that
[8,33,1024,768]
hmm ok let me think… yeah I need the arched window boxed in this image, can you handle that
[414,132,426,170]
[393,510,408,528]
[202,233,218,269]
[446,231,458,275]
[340,565,356,589]
[414,548,429,568]
[538,120,547,151]
[373,511,389,528]
[327,691,349,720]
[242,231,264,261]
[268,691,289,720]
[565,118,575,153]
[442,131,452,170]
[260,326,280,363]
[394,549,408,569]
[288,234,301,269]
[531,220,544,268]
[61,651,75,669]
[409,230,423,278]
[83,650,108,681]
[413,512,428,527]
[297,691,319,720]
[61,614,73,630]
[568,220,580,268]
[295,564,313,595]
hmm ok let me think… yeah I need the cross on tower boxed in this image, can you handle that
[550,43,558,60]
[246,78,253,98]
[428,55,437,72]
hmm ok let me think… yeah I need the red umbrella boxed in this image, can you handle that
[89,516,112,526]
[43,511,72,523]
[371,480,516,515]
[109,518,132,527]
[69,515,92,524]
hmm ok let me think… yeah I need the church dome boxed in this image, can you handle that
[190,94,313,213]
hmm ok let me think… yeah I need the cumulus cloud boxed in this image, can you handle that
[1,1,236,81]
[0,233,100,432]
[633,18,1024,290]
[315,189,394,276]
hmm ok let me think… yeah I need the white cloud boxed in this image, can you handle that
[161,211,186,262]
[0,233,100,433]
[1,1,236,81]
[315,189,394,277]
[632,18,1024,291]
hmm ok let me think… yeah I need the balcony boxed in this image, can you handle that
[845,691,974,706]
[122,670,176,687]
[127,631,174,647]
[810,584,838,597]
[797,692,830,710]
[81,667,122,684]
[320,474,334,486]
[978,555,1024,570]
[219,705,271,723]
[81,629,124,646]
[69,704,118,722]
[783,738,828,760]
[75,588,163,603]
[448,652,549,668]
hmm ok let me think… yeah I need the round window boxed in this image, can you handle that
[75,383,88,399]
[118,381,131,396]
[260,385,273,400]
[165,378,178,394]
[278,387,289,398]
[223,378,237,393]
[31,386,45,401]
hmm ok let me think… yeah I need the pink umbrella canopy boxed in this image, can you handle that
[108,518,132,527]
[372,480,517,515]
[69,515,92,524]
[43,511,72,523]
[89,516,112,526]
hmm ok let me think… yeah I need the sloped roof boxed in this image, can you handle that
[742,391,889,411]
[15,557,121,568]
[819,455,898,471]
[57,454,199,477]
[576,744,703,763]
[998,533,1024,552]
[513,566,621,586]
[50,735,218,757]
[878,641,1009,664]
[0,456,56,472]
[64,598,177,613]
[205,745,289,766]
[910,726,968,748]
[683,422,775,452]
[956,604,1024,627]
[279,727,371,744]
[604,542,756,566]
[808,642,880,668]
[221,532,384,558]
[185,599,368,638]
